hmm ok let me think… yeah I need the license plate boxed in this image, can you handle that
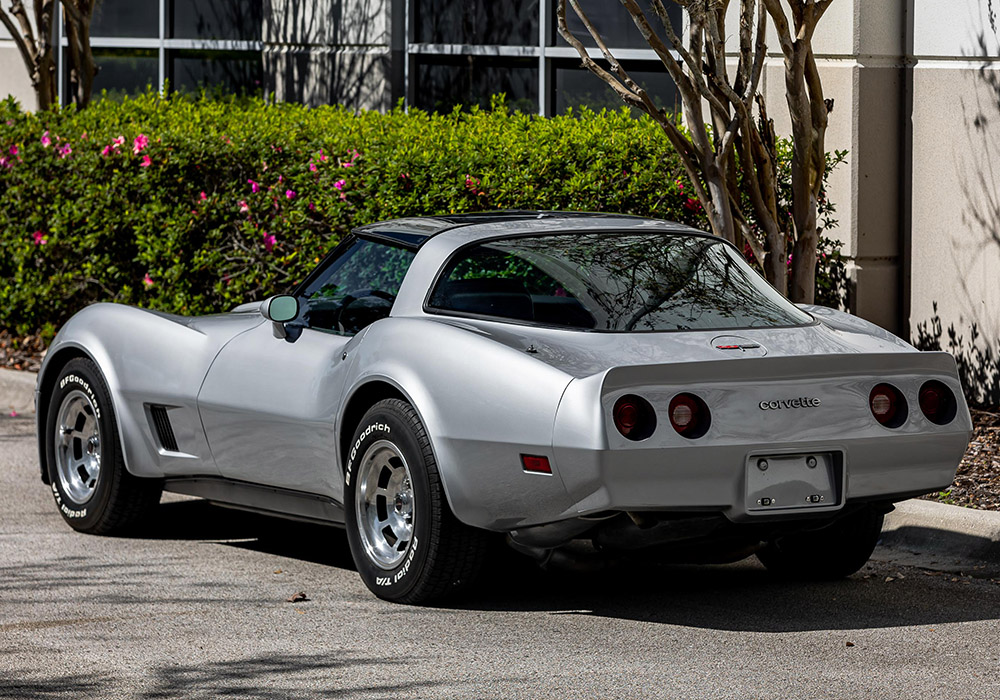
[745,452,839,512]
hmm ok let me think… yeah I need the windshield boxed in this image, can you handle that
[427,232,813,332]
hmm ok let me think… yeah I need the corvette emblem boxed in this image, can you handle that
[715,343,761,351]
[759,397,822,410]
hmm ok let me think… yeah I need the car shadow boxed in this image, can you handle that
[444,552,1000,633]
[137,499,1000,634]
[137,498,356,570]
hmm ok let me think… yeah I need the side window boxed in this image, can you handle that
[428,243,596,328]
[298,239,416,335]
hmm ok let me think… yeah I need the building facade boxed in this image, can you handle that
[2,0,998,399]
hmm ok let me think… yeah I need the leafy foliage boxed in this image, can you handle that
[0,92,845,337]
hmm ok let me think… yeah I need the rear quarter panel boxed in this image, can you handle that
[345,317,576,530]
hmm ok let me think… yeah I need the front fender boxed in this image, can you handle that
[36,303,257,482]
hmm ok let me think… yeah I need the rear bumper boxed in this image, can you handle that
[551,431,968,524]
[440,430,968,531]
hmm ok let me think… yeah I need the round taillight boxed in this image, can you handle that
[613,395,655,441]
[869,383,907,428]
[668,393,710,438]
[919,380,957,425]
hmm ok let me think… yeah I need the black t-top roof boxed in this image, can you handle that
[353,210,644,247]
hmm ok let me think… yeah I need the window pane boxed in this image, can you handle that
[170,51,263,94]
[300,239,416,335]
[91,0,159,38]
[415,0,539,46]
[429,234,813,332]
[555,62,679,115]
[170,0,263,41]
[553,0,681,49]
[414,57,537,113]
[64,50,158,100]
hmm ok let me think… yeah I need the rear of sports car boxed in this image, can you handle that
[506,346,972,573]
[422,223,972,575]
[552,350,969,522]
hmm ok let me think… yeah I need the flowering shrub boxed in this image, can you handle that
[0,92,844,337]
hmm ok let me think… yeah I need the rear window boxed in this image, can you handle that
[426,232,813,332]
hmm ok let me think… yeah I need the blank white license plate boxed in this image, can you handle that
[745,452,838,512]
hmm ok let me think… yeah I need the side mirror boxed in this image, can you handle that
[260,295,299,339]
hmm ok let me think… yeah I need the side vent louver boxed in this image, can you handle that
[150,405,179,452]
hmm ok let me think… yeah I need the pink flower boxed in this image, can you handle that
[318,149,328,162]
[199,191,208,201]
[139,155,151,167]
[133,134,149,155]
[249,179,259,193]
[31,231,47,246]
[8,410,18,418]
[142,273,154,287]
[57,143,72,159]
[278,175,283,184]
[309,162,317,172]
[238,200,249,213]
[285,189,296,199]
[0,156,8,169]
[307,202,316,211]
[262,232,276,252]
[334,179,345,191]
[101,145,112,157]
[9,145,18,156]
[40,131,51,147]
[113,135,125,148]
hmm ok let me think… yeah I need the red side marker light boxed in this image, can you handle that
[521,454,552,474]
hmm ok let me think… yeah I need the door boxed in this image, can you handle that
[197,236,418,499]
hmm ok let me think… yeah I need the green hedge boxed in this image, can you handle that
[0,92,842,337]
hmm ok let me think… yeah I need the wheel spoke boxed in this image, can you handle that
[53,390,103,506]
[354,440,416,570]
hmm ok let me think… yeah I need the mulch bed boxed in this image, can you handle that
[925,408,1000,511]
[3,331,999,510]
[0,330,45,372]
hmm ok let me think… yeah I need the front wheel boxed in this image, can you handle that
[45,358,162,534]
[344,399,487,604]
[756,507,885,580]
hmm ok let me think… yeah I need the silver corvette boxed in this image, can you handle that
[36,211,971,603]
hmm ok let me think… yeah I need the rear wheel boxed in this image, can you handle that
[756,507,885,580]
[46,358,161,534]
[344,399,487,604]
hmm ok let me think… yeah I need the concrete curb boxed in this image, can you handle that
[879,499,1000,576]
[0,368,36,417]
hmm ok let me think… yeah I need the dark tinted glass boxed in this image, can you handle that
[170,51,263,94]
[91,0,158,37]
[554,0,681,49]
[65,50,158,100]
[415,0,538,45]
[299,239,416,335]
[414,57,538,113]
[171,0,263,41]
[429,233,813,332]
[555,62,679,115]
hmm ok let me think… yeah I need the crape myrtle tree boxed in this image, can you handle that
[557,0,834,303]
[0,0,100,110]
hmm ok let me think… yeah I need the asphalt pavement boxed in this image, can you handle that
[2,412,1000,699]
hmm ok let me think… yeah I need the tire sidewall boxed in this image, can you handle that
[46,359,117,531]
[344,404,432,601]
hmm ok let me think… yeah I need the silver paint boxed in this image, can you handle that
[35,216,973,535]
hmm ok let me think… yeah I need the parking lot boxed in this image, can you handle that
[2,415,999,699]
